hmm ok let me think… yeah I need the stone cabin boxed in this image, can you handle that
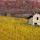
[28,13,40,25]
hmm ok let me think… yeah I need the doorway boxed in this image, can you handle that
[34,23,37,25]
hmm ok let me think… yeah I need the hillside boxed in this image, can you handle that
[0,0,40,17]
[0,0,40,9]
[0,16,40,40]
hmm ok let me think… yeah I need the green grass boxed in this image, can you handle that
[0,16,40,40]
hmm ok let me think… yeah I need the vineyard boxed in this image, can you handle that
[0,16,40,40]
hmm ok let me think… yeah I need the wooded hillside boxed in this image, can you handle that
[0,0,40,17]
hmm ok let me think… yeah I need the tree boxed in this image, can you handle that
[32,7,40,14]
